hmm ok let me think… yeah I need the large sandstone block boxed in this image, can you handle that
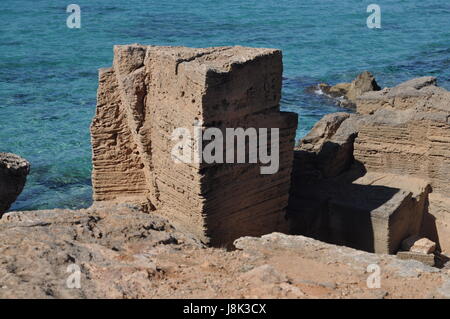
[91,45,298,246]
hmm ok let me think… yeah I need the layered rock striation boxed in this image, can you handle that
[91,45,298,246]
[289,77,450,255]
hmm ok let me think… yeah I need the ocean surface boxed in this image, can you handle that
[1,0,449,211]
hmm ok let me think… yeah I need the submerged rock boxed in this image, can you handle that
[0,153,30,215]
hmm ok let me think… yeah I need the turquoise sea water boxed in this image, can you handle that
[1,0,449,210]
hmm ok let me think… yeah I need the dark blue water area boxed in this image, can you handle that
[0,0,449,210]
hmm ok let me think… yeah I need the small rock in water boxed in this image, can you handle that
[0,153,30,216]
[240,264,288,284]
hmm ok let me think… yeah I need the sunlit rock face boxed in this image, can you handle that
[90,45,298,246]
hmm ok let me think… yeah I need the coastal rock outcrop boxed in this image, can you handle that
[91,45,298,246]
[0,153,30,215]
[0,203,203,298]
[315,71,381,108]
[356,76,449,114]
[289,77,450,256]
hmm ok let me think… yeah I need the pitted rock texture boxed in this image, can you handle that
[352,77,450,254]
[91,45,298,246]
[0,153,30,215]
[1,209,449,299]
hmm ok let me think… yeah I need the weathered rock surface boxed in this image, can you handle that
[398,236,438,266]
[1,209,449,299]
[353,107,450,195]
[396,251,436,267]
[235,233,450,298]
[91,45,298,247]
[404,237,436,255]
[297,112,354,178]
[296,112,374,178]
[0,153,30,215]
[351,104,450,254]
[428,193,450,254]
[345,71,381,103]
[288,167,430,254]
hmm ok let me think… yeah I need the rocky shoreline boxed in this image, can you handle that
[0,45,449,298]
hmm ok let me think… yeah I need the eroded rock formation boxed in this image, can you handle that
[0,153,30,215]
[1,208,449,298]
[91,45,298,246]
[289,77,450,256]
